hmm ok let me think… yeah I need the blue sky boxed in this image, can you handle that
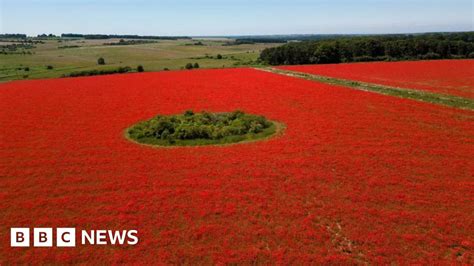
[1,0,473,36]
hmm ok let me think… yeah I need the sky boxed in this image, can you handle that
[1,0,473,36]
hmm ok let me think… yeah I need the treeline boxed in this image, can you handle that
[0,34,27,39]
[61,34,190,40]
[36,34,58,39]
[223,38,286,46]
[233,34,358,42]
[260,32,474,65]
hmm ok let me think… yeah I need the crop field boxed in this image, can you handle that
[0,38,278,82]
[1,66,473,264]
[278,60,474,99]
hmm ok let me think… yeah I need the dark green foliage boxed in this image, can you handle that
[127,110,276,146]
[260,32,474,65]
[216,54,223,59]
[185,63,194,70]
[97,57,105,65]
[312,43,341,64]
[24,67,30,71]
[184,110,194,116]
[193,62,200,69]
[137,65,144,72]
[46,65,54,70]
[63,66,132,77]
[163,68,170,71]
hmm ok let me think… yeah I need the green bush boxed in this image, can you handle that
[137,65,144,72]
[97,57,105,65]
[193,62,200,69]
[185,63,194,70]
[127,110,277,146]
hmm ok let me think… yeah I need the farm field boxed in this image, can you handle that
[278,60,474,99]
[0,38,278,82]
[1,67,473,264]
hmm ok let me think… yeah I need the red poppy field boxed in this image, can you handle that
[278,59,474,99]
[1,68,473,264]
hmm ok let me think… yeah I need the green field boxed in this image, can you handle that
[0,38,279,82]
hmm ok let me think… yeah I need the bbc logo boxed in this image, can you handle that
[11,228,76,247]
[11,228,139,247]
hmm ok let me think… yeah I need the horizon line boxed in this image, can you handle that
[2,30,473,38]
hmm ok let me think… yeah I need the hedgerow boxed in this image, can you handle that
[62,66,132,77]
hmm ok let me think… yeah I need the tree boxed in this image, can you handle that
[193,63,200,69]
[97,57,105,65]
[216,54,223,59]
[185,63,194,70]
[137,65,144,72]
[313,43,340,64]
[46,65,53,70]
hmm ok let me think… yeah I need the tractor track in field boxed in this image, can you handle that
[257,67,474,111]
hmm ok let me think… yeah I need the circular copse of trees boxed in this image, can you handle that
[126,110,282,147]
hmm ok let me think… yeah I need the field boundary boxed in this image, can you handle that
[257,67,474,110]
